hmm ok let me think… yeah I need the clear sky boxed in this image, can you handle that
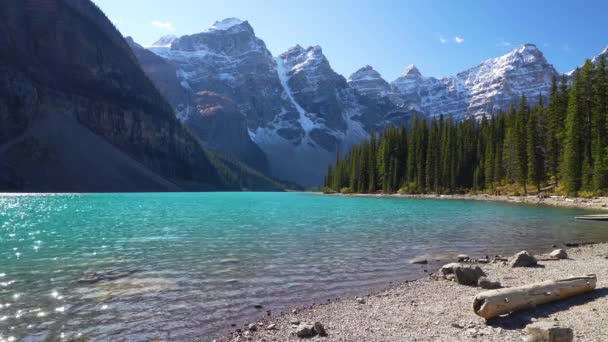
[94,0,608,81]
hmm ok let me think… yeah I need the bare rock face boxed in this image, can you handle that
[0,2,285,192]
[0,0,232,192]
[187,92,269,173]
[510,251,538,267]
[348,65,392,99]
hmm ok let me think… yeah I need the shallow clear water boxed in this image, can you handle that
[0,192,607,341]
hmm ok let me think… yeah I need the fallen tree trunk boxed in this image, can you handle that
[473,275,597,319]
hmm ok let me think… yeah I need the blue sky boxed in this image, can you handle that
[95,0,608,80]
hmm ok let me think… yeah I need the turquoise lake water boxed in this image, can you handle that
[1,192,607,341]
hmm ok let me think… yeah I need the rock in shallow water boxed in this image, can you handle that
[77,269,140,284]
[510,251,538,267]
[410,257,428,264]
[457,254,470,262]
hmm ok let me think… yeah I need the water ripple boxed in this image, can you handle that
[1,192,607,340]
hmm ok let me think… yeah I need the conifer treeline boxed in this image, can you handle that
[324,58,608,196]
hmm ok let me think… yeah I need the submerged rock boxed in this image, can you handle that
[410,257,428,264]
[550,249,568,259]
[510,251,538,267]
[77,269,140,284]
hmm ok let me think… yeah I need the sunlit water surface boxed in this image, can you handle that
[1,192,607,341]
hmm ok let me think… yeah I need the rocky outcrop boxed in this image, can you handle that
[0,0,281,192]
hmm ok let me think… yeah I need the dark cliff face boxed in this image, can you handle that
[187,92,270,173]
[0,0,279,191]
[126,38,270,173]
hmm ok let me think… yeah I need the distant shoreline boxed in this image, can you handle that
[324,192,608,211]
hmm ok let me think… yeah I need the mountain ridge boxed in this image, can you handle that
[137,17,596,186]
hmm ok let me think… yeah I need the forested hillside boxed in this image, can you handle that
[324,58,608,197]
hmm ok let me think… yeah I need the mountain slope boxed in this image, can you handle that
[0,0,280,192]
[127,37,270,173]
[146,19,372,186]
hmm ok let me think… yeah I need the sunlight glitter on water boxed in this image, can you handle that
[1,192,608,340]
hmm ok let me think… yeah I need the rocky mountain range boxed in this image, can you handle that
[131,18,569,186]
[3,0,604,191]
[0,1,284,192]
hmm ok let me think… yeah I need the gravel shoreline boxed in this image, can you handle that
[215,243,608,341]
[329,193,608,211]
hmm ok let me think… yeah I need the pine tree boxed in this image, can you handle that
[515,96,529,193]
[580,60,595,191]
[592,57,608,192]
[527,101,545,192]
[564,70,585,195]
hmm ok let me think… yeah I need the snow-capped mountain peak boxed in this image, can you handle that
[208,17,246,31]
[150,35,177,48]
[389,44,557,120]
[591,46,608,64]
[401,64,422,78]
[348,65,391,98]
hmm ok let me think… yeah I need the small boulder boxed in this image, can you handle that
[453,265,486,286]
[510,251,538,267]
[477,276,501,289]
[313,321,327,337]
[247,323,257,332]
[477,258,489,264]
[266,323,277,330]
[410,257,428,264]
[356,297,365,304]
[550,249,568,259]
[439,263,461,275]
[525,321,573,342]
[294,323,316,338]
[457,254,470,262]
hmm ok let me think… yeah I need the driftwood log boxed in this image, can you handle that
[473,275,597,319]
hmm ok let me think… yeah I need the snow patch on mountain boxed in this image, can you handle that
[275,57,316,133]
[208,18,246,32]
[149,35,177,48]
